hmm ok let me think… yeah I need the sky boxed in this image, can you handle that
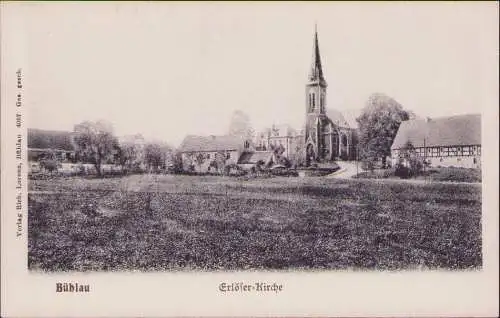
[8,2,499,146]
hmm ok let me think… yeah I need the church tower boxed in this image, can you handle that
[304,25,329,163]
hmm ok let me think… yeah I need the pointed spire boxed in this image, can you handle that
[309,24,325,85]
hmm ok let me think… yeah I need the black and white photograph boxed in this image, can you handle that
[1,1,498,317]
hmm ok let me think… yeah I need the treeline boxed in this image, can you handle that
[37,120,180,177]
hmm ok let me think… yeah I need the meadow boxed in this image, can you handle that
[28,174,482,271]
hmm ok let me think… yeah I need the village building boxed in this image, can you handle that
[391,114,481,169]
[254,124,301,158]
[237,151,277,171]
[179,27,358,171]
[178,135,253,172]
[28,128,76,162]
[254,27,358,165]
[28,129,168,174]
[301,28,357,165]
[27,128,79,173]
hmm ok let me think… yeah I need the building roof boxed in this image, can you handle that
[237,151,274,165]
[28,128,75,151]
[391,114,481,150]
[179,135,244,152]
[340,108,361,129]
[326,108,351,128]
[308,26,326,86]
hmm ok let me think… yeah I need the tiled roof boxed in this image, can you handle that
[237,151,274,164]
[391,114,481,150]
[28,128,75,151]
[179,135,244,152]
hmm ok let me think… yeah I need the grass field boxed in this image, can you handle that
[354,167,482,183]
[28,174,482,271]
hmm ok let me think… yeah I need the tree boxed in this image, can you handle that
[144,143,162,172]
[167,152,184,173]
[215,151,229,175]
[356,93,411,168]
[228,110,254,140]
[116,134,146,173]
[39,159,60,174]
[117,142,141,173]
[144,142,174,172]
[396,141,424,178]
[194,153,206,172]
[73,120,119,177]
[37,149,60,174]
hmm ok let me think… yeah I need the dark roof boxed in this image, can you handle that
[308,28,325,84]
[237,151,274,164]
[326,108,351,128]
[28,128,75,151]
[391,114,481,150]
[179,135,244,152]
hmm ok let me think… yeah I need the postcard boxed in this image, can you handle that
[1,1,498,317]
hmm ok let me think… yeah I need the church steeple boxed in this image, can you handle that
[306,24,327,116]
[308,24,326,86]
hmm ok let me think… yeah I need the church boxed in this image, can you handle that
[179,27,357,171]
[255,27,357,165]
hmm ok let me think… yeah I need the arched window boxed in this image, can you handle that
[342,135,348,147]
[312,93,316,108]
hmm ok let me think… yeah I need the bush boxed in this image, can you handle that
[39,159,60,173]
[361,159,375,172]
[395,164,411,179]
[278,156,292,168]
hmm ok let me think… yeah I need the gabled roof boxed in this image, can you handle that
[28,128,75,151]
[237,151,274,165]
[391,114,481,150]
[326,108,351,128]
[340,108,361,129]
[179,135,244,152]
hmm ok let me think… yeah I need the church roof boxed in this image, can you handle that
[28,128,75,151]
[179,135,244,152]
[308,26,326,86]
[326,109,351,128]
[391,114,481,150]
[340,108,361,129]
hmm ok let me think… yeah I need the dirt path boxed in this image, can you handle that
[326,161,361,179]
